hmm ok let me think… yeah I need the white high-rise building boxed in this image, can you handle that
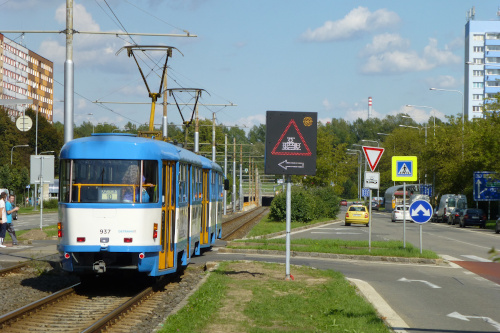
[465,7,500,120]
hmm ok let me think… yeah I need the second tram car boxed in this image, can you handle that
[57,133,227,277]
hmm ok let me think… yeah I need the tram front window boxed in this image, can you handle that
[59,159,158,203]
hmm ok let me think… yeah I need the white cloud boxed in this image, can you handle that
[360,36,461,74]
[322,98,332,110]
[225,114,266,131]
[360,33,410,56]
[425,75,459,89]
[38,3,132,73]
[400,105,446,124]
[301,7,400,42]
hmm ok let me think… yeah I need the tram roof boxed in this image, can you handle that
[60,134,201,165]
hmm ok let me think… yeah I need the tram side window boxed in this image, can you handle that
[178,163,188,204]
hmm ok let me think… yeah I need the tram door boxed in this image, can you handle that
[201,170,209,245]
[159,161,175,269]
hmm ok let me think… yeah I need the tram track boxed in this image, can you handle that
[0,266,206,333]
[222,206,269,241]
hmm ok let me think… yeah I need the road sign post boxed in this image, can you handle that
[409,200,433,254]
[265,111,317,281]
[392,156,418,249]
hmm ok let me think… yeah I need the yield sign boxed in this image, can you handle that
[362,146,385,172]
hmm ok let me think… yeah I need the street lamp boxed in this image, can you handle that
[87,113,94,133]
[11,145,29,165]
[377,133,395,186]
[405,105,437,137]
[430,88,464,159]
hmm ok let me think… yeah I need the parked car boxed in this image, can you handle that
[448,207,462,225]
[345,204,369,226]
[391,205,412,222]
[457,208,487,228]
[371,201,379,211]
[340,199,348,206]
[496,217,500,234]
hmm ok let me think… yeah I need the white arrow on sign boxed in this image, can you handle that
[411,204,431,217]
[398,277,441,289]
[476,179,482,198]
[447,312,500,331]
[278,160,304,170]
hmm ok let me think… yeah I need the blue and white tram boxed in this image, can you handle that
[57,133,226,277]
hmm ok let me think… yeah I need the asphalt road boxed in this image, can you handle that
[11,212,58,231]
[194,206,500,333]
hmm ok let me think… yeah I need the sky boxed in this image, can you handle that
[1,1,499,132]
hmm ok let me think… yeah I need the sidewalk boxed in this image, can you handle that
[0,238,59,269]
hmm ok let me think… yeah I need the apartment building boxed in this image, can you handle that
[465,9,500,120]
[0,33,54,122]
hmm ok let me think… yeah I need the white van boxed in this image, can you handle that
[435,194,457,223]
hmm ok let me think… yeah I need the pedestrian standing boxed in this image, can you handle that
[0,192,7,248]
[6,195,19,245]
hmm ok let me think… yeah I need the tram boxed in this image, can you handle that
[57,133,227,277]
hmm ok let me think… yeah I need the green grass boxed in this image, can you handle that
[4,224,58,243]
[159,261,390,333]
[17,207,58,215]
[230,238,439,259]
[246,214,334,238]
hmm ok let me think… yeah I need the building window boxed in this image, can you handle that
[473,94,482,100]
[474,46,484,52]
[486,33,500,40]
[472,106,482,112]
[474,58,484,64]
[473,34,484,41]
[486,81,500,87]
[486,69,500,75]
[486,45,500,51]
[473,82,484,88]
[486,57,500,63]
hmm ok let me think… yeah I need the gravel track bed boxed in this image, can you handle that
[0,261,207,333]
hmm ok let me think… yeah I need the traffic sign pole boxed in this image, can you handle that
[403,182,406,249]
[409,200,433,254]
[369,189,372,252]
[285,175,292,281]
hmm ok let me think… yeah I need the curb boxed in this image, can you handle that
[218,247,444,265]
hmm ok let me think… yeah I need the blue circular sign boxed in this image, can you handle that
[409,200,433,224]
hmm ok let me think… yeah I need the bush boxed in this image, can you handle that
[269,186,340,222]
[309,186,340,219]
[42,199,58,209]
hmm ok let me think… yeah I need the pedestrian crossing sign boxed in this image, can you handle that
[392,156,417,181]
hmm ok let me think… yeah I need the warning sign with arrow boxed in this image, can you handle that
[265,111,317,175]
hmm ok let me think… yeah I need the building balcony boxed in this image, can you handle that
[486,51,500,57]
[486,75,500,81]
[485,39,500,46]
[485,86,500,94]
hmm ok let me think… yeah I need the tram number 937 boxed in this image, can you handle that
[100,229,111,235]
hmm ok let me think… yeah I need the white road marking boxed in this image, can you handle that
[397,277,441,289]
[348,278,408,333]
[447,312,500,331]
[461,255,492,262]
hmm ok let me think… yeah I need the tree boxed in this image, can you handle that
[248,124,266,143]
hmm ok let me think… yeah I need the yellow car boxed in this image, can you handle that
[345,204,369,226]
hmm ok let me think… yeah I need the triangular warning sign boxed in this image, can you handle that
[271,119,312,156]
[398,163,411,175]
[362,146,385,172]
